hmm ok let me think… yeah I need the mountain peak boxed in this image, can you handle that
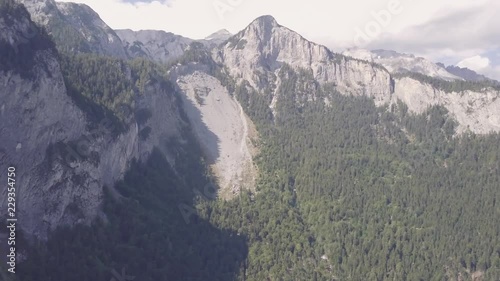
[250,15,279,28]
[205,29,232,41]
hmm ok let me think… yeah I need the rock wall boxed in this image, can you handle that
[0,4,183,239]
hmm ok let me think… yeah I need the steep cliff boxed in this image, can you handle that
[393,76,500,134]
[0,1,133,239]
[214,15,394,105]
[0,1,184,239]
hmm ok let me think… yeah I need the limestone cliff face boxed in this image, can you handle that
[215,15,500,134]
[214,15,394,104]
[393,77,500,134]
[0,3,183,239]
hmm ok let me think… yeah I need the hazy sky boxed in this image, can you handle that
[55,0,500,79]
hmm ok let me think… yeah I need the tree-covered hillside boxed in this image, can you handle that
[202,65,500,280]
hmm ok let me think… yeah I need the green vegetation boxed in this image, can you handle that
[168,41,213,67]
[48,17,93,55]
[60,53,169,131]
[201,65,500,280]
[38,3,117,56]
[339,53,389,71]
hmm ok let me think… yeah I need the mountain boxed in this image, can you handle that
[17,0,128,58]
[205,28,232,41]
[215,17,500,134]
[116,29,193,64]
[114,29,234,65]
[203,28,232,46]
[343,48,463,81]
[337,48,500,134]
[215,15,393,103]
[13,1,500,135]
[442,63,500,84]
[3,2,500,280]
[5,5,499,237]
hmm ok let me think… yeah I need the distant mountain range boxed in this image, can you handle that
[343,48,500,84]
[437,63,500,84]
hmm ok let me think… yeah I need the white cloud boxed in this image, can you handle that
[55,0,490,42]
[456,55,500,81]
[457,56,491,71]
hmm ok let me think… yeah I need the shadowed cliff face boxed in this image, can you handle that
[1,1,94,239]
[0,2,186,240]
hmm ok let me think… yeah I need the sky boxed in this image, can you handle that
[56,0,500,80]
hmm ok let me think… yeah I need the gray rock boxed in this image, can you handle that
[343,48,463,81]
[215,15,393,104]
[116,29,193,64]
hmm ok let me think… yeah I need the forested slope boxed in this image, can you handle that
[15,60,500,281]
[203,65,500,280]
